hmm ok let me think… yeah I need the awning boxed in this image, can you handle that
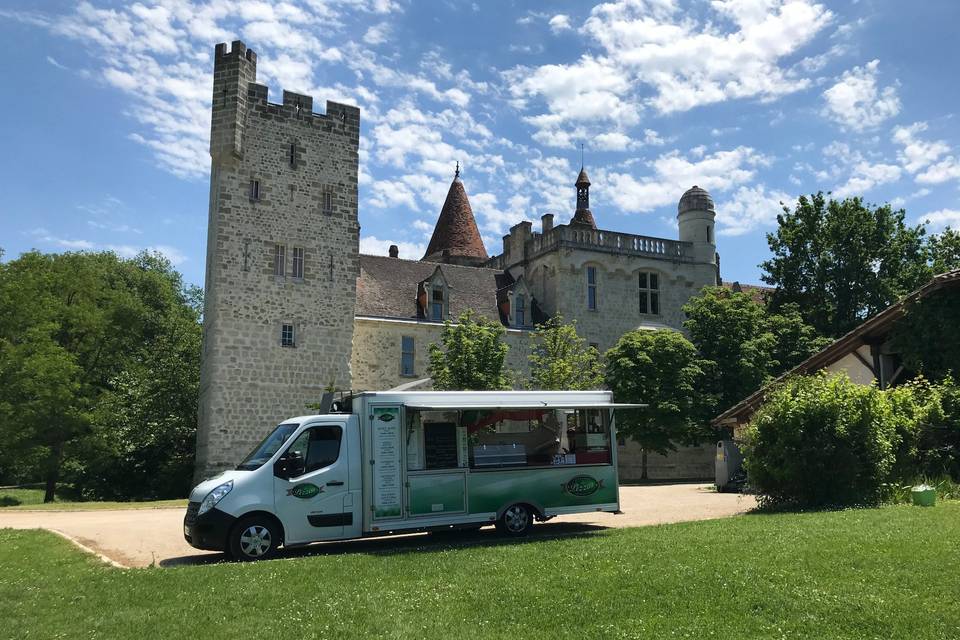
[403,402,648,410]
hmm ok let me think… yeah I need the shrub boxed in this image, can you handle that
[742,372,900,509]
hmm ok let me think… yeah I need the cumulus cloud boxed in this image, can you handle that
[596,145,769,215]
[716,184,793,237]
[548,14,572,33]
[822,60,900,131]
[891,122,960,185]
[917,209,960,231]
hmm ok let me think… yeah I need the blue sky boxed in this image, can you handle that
[1,0,958,288]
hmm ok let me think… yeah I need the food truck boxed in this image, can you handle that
[184,390,640,560]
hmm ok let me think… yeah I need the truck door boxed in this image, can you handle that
[273,422,353,544]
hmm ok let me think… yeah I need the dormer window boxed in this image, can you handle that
[431,287,444,321]
[515,294,526,327]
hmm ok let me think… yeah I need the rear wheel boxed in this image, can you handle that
[229,515,281,561]
[496,504,534,537]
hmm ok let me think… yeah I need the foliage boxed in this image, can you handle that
[428,310,511,390]
[742,372,901,508]
[6,503,960,638]
[527,315,603,390]
[0,251,201,501]
[926,227,960,274]
[886,377,960,481]
[605,330,713,473]
[683,287,828,418]
[761,193,930,338]
[890,288,960,381]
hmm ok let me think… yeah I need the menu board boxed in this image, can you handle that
[372,407,402,519]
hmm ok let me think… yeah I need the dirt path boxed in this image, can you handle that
[0,484,755,568]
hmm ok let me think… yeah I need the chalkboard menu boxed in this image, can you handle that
[424,422,458,469]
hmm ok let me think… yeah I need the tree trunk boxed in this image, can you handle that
[43,441,63,503]
[641,448,648,481]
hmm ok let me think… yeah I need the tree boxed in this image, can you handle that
[0,251,202,501]
[527,315,603,390]
[605,329,711,479]
[890,288,960,382]
[927,227,960,274]
[683,287,830,418]
[761,193,930,337]
[428,310,511,390]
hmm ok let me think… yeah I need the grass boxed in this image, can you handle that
[2,504,959,639]
[0,487,185,510]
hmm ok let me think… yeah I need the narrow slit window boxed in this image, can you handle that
[289,143,297,168]
[587,266,597,311]
[291,247,304,279]
[249,179,261,201]
[274,244,286,277]
[322,190,333,214]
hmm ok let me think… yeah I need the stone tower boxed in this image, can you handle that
[677,185,717,265]
[195,41,360,480]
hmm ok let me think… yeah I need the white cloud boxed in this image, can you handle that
[891,122,960,185]
[359,236,426,259]
[715,184,793,237]
[596,145,769,214]
[822,60,900,131]
[832,161,902,197]
[362,22,390,45]
[917,209,960,231]
[548,14,572,34]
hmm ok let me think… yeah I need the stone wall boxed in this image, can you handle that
[617,440,716,481]
[351,317,531,391]
[195,41,360,480]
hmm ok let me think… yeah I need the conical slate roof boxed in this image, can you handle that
[423,175,489,265]
[576,167,591,185]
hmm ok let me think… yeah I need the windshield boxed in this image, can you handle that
[236,423,299,470]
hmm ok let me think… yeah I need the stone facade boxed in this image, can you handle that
[195,41,360,480]
[196,42,721,481]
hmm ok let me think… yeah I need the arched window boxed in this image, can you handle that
[639,271,660,315]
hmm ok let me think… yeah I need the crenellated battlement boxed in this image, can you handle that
[214,40,257,66]
[245,83,360,130]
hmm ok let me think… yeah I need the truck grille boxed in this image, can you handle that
[185,501,200,526]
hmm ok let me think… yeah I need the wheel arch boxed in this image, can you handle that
[232,510,286,547]
[496,500,545,521]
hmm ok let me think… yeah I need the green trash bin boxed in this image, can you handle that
[911,485,936,507]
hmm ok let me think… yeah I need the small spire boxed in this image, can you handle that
[454,161,460,179]
[580,142,584,169]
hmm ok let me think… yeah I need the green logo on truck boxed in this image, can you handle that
[377,411,396,422]
[562,475,603,497]
[287,483,322,499]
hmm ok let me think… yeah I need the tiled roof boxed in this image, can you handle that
[423,176,489,264]
[571,208,597,228]
[722,281,774,304]
[712,269,960,426]
[356,254,506,323]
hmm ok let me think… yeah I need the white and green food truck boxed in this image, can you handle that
[184,390,640,560]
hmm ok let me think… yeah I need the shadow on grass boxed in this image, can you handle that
[160,521,609,568]
[0,497,22,507]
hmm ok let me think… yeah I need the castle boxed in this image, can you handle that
[195,42,721,481]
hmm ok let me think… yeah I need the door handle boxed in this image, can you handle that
[326,481,344,486]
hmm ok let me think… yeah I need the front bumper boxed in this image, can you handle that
[183,502,237,551]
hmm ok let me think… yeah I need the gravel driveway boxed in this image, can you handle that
[0,483,755,568]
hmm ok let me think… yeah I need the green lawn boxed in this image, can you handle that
[2,504,959,639]
[0,487,185,510]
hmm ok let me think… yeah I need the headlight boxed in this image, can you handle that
[197,480,233,515]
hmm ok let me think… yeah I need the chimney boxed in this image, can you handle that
[541,213,554,234]
[388,244,399,258]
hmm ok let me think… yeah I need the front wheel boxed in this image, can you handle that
[496,504,534,536]
[229,516,281,561]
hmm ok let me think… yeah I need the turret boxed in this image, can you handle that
[678,185,716,264]
[210,41,258,161]
[570,167,597,229]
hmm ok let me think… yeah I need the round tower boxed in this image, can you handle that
[678,185,716,264]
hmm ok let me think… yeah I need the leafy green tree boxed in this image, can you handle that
[683,287,829,418]
[926,227,960,274]
[605,329,711,479]
[0,251,201,501]
[428,310,511,390]
[527,315,603,390]
[761,193,930,337]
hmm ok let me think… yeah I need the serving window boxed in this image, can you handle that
[405,407,612,470]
